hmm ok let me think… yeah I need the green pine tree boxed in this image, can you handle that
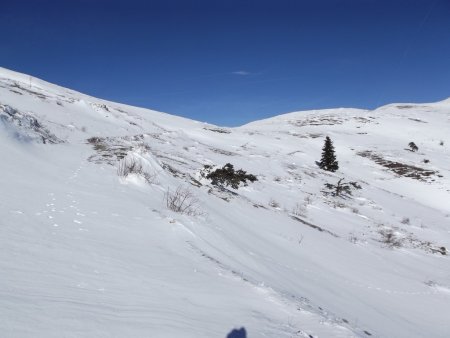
[319,136,339,172]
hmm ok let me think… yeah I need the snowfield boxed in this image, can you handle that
[1,67,449,337]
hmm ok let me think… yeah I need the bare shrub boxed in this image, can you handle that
[379,229,403,248]
[164,186,201,216]
[304,195,313,205]
[117,156,157,184]
[439,140,444,146]
[268,198,280,208]
[117,156,143,177]
[135,142,151,152]
[401,217,410,225]
[142,171,158,184]
[332,201,347,209]
[291,203,307,217]
[349,234,358,244]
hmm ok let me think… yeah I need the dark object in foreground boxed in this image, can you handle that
[227,327,247,338]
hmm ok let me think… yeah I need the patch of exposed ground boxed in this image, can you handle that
[289,115,344,127]
[86,135,147,164]
[203,127,231,134]
[357,151,438,182]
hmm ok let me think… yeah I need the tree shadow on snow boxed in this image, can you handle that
[226,327,247,338]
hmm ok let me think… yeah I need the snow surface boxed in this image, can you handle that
[1,67,449,337]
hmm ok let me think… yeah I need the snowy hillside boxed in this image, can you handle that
[1,67,449,338]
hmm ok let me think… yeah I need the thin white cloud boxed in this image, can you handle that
[232,70,250,76]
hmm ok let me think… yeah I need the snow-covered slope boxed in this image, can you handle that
[1,67,449,338]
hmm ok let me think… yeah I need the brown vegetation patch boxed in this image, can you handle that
[86,135,147,164]
[289,115,344,127]
[203,127,231,134]
[11,83,49,100]
[209,147,238,156]
[353,117,375,124]
[357,151,438,181]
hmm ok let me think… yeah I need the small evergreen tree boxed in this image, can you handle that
[319,136,339,172]
[323,178,361,198]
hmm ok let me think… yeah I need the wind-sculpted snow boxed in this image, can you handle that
[0,104,62,144]
[0,67,449,337]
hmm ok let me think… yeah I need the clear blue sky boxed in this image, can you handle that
[1,0,449,126]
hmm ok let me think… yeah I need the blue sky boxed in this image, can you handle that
[1,0,449,126]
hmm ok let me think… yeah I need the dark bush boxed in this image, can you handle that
[202,163,257,189]
[408,142,418,152]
